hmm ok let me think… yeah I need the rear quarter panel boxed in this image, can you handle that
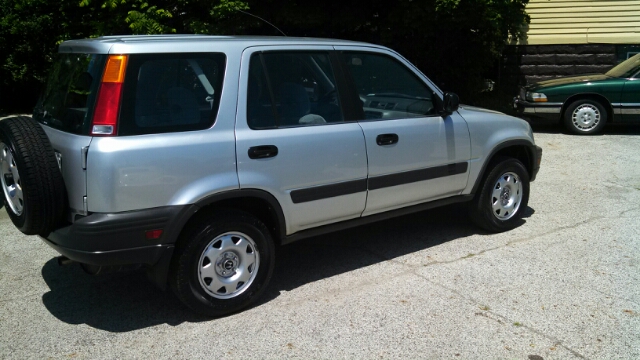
[86,46,244,213]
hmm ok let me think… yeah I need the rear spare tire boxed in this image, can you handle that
[0,116,66,236]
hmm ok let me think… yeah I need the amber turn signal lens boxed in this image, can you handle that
[102,55,128,83]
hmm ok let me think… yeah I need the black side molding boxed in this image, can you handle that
[369,162,468,190]
[290,179,367,204]
[283,195,472,245]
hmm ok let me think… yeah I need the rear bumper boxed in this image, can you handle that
[514,97,562,123]
[41,205,192,266]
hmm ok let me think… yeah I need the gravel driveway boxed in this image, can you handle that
[0,122,638,359]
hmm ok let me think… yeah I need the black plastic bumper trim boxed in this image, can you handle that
[42,237,174,267]
[531,145,542,182]
[45,205,190,253]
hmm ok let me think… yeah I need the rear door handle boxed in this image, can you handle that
[248,145,278,159]
[376,133,399,146]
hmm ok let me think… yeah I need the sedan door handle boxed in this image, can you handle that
[248,145,279,159]
[376,133,399,146]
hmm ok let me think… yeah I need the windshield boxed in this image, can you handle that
[33,54,106,135]
[606,53,640,78]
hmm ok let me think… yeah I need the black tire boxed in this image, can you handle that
[469,157,530,233]
[563,99,608,135]
[0,116,66,236]
[170,210,275,317]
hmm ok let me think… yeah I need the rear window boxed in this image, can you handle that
[33,54,106,134]
[118,53,226,135]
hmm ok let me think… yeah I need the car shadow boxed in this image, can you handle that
[40,203,533,332]
[40,261,209,332]
[530,122,640,135]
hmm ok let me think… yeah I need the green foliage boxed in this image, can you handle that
[0,0,250,112]
[245,0,530,101]
[0,0,529,113]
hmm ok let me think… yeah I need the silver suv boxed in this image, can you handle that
[0,35,541,316]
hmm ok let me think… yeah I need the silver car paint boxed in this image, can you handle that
[41,126,92,219]
[332,45,471,215]
[235,45,369,235]
[86,45,243,213]
[59,36,365,55]
[457,105,536,195]
[50,36,536,235]
[358,114,471,216]
[87,128,239,212]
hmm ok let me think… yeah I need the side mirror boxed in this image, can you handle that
[441,92,459,116]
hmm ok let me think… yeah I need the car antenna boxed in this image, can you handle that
[236,9,287,37]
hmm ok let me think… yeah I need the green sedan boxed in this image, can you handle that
[514,53,640,134]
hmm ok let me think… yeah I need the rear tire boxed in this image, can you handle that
[0,116,66,236]
[170,210,275,317]
[469,157,530,232]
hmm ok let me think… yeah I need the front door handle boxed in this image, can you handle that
[376,133,399,146]
[248,145,279,159]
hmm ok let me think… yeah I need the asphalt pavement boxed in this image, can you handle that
[0,123,638,359]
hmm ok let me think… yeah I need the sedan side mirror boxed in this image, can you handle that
[441,92,459,116]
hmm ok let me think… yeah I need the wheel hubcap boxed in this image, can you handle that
[0,142,23,216]
[491,172,522,221]
[198,232,259,299]
[571,104,600,131]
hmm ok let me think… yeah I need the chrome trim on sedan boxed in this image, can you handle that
[617,108,640,115]
[534,107,562,114]
[612,103,640,115]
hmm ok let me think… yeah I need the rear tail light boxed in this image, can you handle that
[91,55,128,136]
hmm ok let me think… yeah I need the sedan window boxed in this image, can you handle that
[606,53,640,78]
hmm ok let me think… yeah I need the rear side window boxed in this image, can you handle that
[119,53,226,135]
[33,54,106,134]
[247,52,344,129]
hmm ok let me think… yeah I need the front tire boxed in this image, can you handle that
[470,157,530,232]
[170,210,275,317]
[563,99,607,135]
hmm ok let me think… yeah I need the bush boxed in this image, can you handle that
[0,0,529,113]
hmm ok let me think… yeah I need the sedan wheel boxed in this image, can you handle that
[564,99,607,135]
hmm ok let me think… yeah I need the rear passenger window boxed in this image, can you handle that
[247,52,344,129]
[119,53,225,135]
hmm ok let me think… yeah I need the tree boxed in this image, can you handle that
[0,0,529,113]
[244,0,530,101]
[0,0,250,113]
